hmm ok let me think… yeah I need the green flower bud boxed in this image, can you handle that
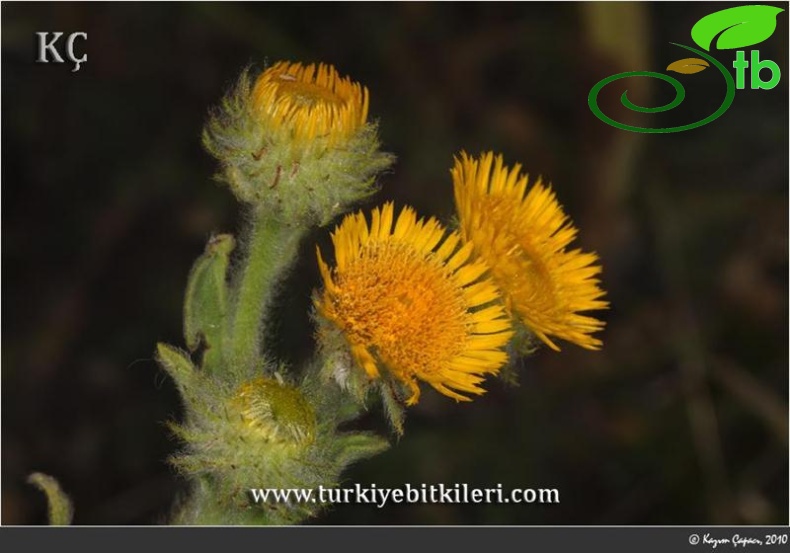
[203,61,393,225]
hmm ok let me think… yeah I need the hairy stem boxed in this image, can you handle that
[227,213,302,371]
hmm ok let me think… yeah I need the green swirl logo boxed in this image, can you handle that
[588,5,784,133]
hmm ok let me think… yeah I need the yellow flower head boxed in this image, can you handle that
[452,152,608,351]
[251,61,369,146]
[315,202,513,405]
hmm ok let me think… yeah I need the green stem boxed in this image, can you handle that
[227,213,301,371]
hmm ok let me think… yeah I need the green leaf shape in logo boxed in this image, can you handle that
[691,5,784,51]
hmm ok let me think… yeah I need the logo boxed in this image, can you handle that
[588,5,784,133]
[36,32,87,72]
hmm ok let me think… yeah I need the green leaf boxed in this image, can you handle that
[335,433,390,467]
[691,5,784,51]
[183,234,235,371]
[379,381,406,436]
[28,472,73,525]
[156,342,195,391]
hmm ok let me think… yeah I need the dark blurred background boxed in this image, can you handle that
[2,2,787,525]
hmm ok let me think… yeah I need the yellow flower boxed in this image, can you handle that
[315,203,513,405]
[452,152,608,351]
[251,61,368,146]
